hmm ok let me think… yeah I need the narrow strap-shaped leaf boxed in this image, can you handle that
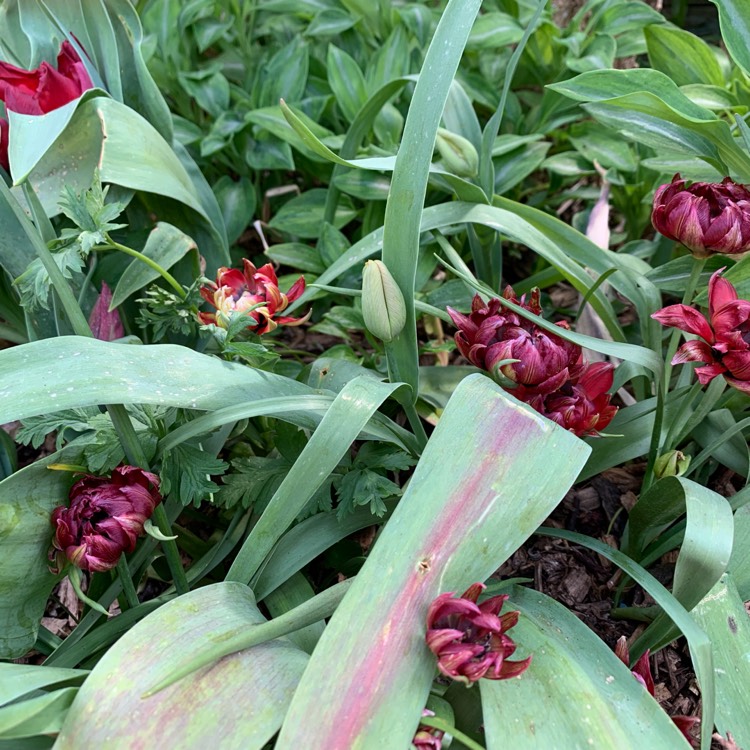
[626,478,733,656]
[226,377,408,584]
[380,0,483,400]
[276,375,590,749]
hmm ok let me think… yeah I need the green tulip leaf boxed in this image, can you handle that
[480,586,689,748]
[55,583,308,750]
[692,573,750,748]
[275,374,590,748]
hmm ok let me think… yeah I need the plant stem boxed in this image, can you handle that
[98,235,187,299]
[34,237,92,338]
[152,504,190,595]
[116,554,139,609]
[643,256,707,489]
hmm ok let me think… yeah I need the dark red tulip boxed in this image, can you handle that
[652,269,750,394]
[425,582,531,685]
[447,287,582,397]
[527,361,618,437]
[652,174,750,257]
[51,466,161,573]
[0,41,93,116]
[199,259,309,335]
[412,710,444,750]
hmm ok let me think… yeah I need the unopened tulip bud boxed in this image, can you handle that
[435,128,479,178]
[362,260,406,343]
[654,450,691,479]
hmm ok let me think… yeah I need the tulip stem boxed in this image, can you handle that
[96,235,187,300]
[644,257,707,489]
[116,554,140,610]
[107,403,190,595]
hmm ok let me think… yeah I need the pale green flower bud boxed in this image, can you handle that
[435,128,479,178]
[654,450,691,479]
[361,260,406,343]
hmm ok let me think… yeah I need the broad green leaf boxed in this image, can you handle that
[0,337,315,425]
[711,0,750,78]
[0,687,77,739]
[110,222,197,308]
[213,176,256,245]
[55,583,308,749]
[380,0,483,400]
[0,664,87,705]
[275,375,590,748]
[0,446,79,657]
[549,68,718,121]
[268,189,357,239]
[726,505,750,598]
[481,586,689,748]
[254,501,395,600]
[646,25,725,87]
[262,573,325,654]
[326,45,367,123]
[466,12,522,49]
[692,573,750,748]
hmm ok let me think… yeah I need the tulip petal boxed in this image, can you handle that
[671,340,716,365]
[651,304,714,342]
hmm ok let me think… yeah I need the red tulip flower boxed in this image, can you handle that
[51,466,162,573]
[447,287,581,397]
[652,174,750,258]
[0,41,94,173]
[651,269,750,394]
[527,361,618,437]
[199,259,309,335]
[425,582,531,685]
[448,287,617,436]
[615,637,699,746]
[0,41,93,116]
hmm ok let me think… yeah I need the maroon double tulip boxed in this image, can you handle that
[0,41,93,172]
[425,582,531,685]
[652,269,750,394]
[199,259,309,335]
[447,288,581,398]
[448,286,617,436]
[615,637,699,745]
[527,361,618,437]
[51,466,162,573]
[652,174,750,258]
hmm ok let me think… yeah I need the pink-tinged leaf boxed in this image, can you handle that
[55,583,308,750]
[275,374,590,749]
